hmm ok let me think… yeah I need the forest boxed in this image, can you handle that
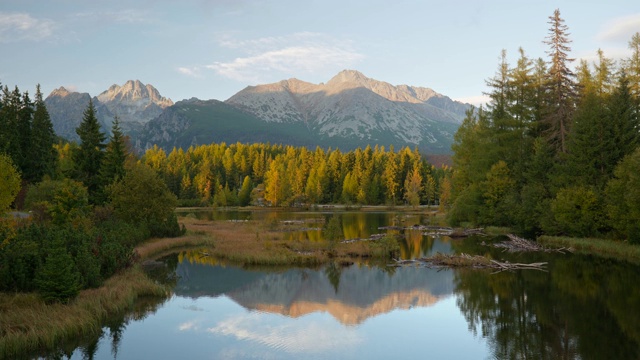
[448,10,640,242]
[0,90,182,303]
[141,142,449,208]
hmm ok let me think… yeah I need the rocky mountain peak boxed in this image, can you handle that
[48,86,72,98]
[97,80,173,108]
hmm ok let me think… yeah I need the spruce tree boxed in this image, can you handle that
[35,242,80,303]
[543,9,576,154]
[0,86,22,168]
[608,71,639,163]
[29,85,58,182]
[73,99,106,204]
[17,91,33,177]
[99,116,127,187]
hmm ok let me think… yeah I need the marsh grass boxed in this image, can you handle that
[538,235,640,265]
[0,266,168,358]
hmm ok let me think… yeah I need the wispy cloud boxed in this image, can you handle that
[72,9,155,25]
[208,313,362,353]
[454,95,490,107]
[0,12,56,43]
[178,320,201,331]
[207,45,364,82]
[597,13,640,43]
[177,66,202,78]
[183,32,364,83]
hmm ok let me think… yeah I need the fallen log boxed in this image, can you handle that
[391,252,547,273]
[494,234,573,254]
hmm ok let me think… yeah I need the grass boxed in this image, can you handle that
[538,235,640,265]
[0,266,169,359]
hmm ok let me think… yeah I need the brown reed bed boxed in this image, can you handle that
[0,266,169,359]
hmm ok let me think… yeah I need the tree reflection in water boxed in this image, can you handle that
[454,236,640,359]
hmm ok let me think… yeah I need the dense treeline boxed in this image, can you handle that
[449,10,640,242]
[142,142,450,208]
[0,88,182,303]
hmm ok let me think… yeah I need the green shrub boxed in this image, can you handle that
[35,242,80,303]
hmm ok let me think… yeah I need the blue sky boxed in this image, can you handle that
[1,0,639,106]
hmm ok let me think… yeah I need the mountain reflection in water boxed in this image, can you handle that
[174,258,453,325]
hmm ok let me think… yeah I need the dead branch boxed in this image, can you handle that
[391,252,547,272]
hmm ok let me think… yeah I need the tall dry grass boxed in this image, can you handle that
[0,266,169,358]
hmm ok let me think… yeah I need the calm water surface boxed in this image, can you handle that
[44,210,640,359]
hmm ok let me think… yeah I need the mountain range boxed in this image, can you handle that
[45,71,471,154]
[45,80,173,142]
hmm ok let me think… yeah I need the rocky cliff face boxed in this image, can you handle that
[45,80,173,141]
[225,70,470,153]
[96,80,173,125]
[44,87,113,142]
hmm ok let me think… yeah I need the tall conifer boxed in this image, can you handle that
[543,9,576,154]
[29,85,58,182]
[73,99,106,204]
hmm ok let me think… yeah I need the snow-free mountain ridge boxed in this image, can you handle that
[45,71,470,154]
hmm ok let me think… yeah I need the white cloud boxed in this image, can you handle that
[177,66,202,78]
[203,32,364,82]
[208,313,363,353]
[0,12,56,43]
[597,13,640,43]
[454,95,490,107]
[178,320,200,331]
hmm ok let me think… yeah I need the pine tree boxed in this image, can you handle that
[543,9,576,154]
[608,71,639,163]
[73,99,106,204]
[17,91,33,177]
[29,85,58,182]
[35,242,80,303]
[100,116,127,185]
[0,86,22,169]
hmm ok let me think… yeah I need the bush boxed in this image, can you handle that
[606,149,640,244]
[549,186,604,237]
[109,163,180,237]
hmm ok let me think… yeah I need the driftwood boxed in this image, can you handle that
[377,225,486,237]
[341,233,392,244]
[494,234,573,254]
[392,252,547,273]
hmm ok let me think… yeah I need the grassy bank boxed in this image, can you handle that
[0,266,169,359]
[538,235,640,265]
[174,217,379,266]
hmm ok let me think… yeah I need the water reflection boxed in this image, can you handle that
[29,211,640,359]
[173,254,454,325]
[177,209,452,259]
[453,237,640,359]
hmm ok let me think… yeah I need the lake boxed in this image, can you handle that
[43,210,640,359]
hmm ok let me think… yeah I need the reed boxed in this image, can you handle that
[538,235,640,265]
[0,266,169,358]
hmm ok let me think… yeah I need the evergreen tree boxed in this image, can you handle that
[29,85,58,182]
[608,71,639,163]
[543,9,576,154]
[35,242,80,303]
[99,116,127,187]
[17,91,33,177]
[564,86,614,189]
[0,86,22,169]
[73,99,106,204]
